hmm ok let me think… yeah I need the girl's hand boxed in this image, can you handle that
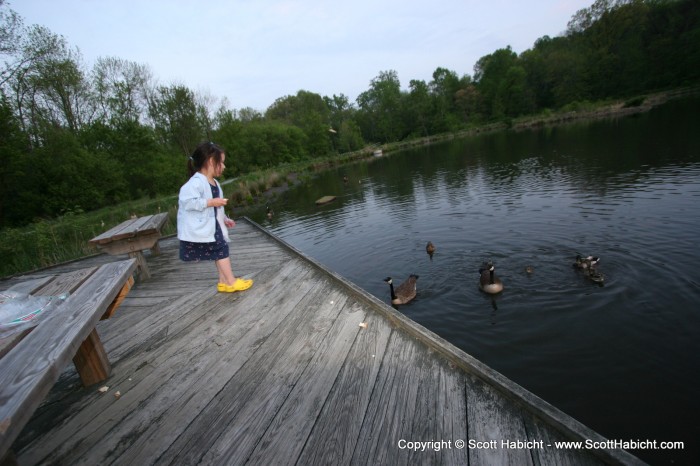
[208,198,228,207]
[224,218,235,228]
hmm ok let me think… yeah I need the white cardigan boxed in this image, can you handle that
[177,172,230,243]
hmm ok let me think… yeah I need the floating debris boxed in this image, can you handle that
[315,195,336,205]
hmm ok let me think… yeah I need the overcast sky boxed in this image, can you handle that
[9,0,593,111]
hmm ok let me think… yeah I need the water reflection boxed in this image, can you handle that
[247,98,700,464]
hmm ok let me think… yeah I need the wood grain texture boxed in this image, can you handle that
[7,219,645,466]
[72,328,111,386]
[89,213,167,247]
[0,259,136,458]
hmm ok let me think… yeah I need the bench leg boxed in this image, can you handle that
[73,329,111,387]
[128,251,151,281]
[101,275,135,320]
[150,241,161,256]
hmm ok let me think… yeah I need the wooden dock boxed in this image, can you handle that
[2,218,644,465]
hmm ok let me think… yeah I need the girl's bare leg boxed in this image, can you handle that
[215,257,236,285]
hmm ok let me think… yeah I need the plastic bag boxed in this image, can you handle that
[0,291,69,339]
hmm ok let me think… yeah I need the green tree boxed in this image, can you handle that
[0,95,27,227]
[0,0,22,86]
[645,0,700,88]
[5,25,81,144]
[474,47,520,119]
[266,90,331,157]
[581,0,651,98]
[454,84,482,124]
[29,50,92,132]
[147,84,205,155]
[404,79,432,137]
[324,93,363,152]
[520,35,590,109]
[335,119,364,153]
[356,70,404,143]
[92,56,153,125]
[429,67,463,130]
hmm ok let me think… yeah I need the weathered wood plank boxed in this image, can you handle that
[92,262,316,465]
[106,216,152,242]
[98,235,160,256]
[0,259,136,458]
[33,266,98,296]
[0,329,31,360]
[101,275,134,319]
[403,351,469,466]
[434,359,469,465]
[71,328,111,386]
[17,260,315,465]
[138,212,168,234]
[466,374,534,465]
[525,415,603,466]
[158,277,344,465]
[297,309,393,465]
[5,276,56,294]
[350,331,424,465]
[88,218,139,245]
[246,295,361,464]
[9,218,646,466]
[89,213,167,247]
[0,268,99,359]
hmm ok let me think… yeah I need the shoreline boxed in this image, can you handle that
[233,85,700,215]
[2,86,698,279]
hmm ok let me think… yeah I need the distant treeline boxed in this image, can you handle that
[0,0,698,228]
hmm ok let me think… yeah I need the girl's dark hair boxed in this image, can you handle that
[188,141,224,177]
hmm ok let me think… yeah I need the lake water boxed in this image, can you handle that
[247,98,700,465]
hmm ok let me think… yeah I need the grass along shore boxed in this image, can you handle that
[2,86,698,279]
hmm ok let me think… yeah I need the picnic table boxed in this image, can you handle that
[89,213,168,280]
[0,259,137,461]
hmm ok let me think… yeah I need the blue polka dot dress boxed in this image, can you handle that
[179,183,230,261]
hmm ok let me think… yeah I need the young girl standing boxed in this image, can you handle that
[177,142,253,293]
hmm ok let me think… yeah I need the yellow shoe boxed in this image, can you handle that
[217,283,227,292]
[222,278,253,293]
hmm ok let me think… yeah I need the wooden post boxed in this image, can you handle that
[128,251,151,281]
[72,329,111,387]
[101,275,135,320]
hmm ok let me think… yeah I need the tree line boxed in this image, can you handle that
[1,0,698,228]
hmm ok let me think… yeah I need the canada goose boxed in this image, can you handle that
[479,263,504,294]
[384,275,419,305]
[525,265,534,274]
[573,255,600,269]
[266,205,274,219]
[573,254,605,284]
[586,267,605,284]
[426,242,435,256]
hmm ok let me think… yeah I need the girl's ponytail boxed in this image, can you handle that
[187,142,223,178]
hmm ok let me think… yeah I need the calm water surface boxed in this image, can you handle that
[248,98,700,465]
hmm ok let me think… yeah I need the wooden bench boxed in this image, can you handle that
[0,259,137,461]
[89,213,168,280]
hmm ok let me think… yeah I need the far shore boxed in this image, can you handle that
[234,85,700,215]
[2,85,698,278]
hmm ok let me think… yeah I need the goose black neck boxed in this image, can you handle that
[388,282,397,300]
[490,269,495,284]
